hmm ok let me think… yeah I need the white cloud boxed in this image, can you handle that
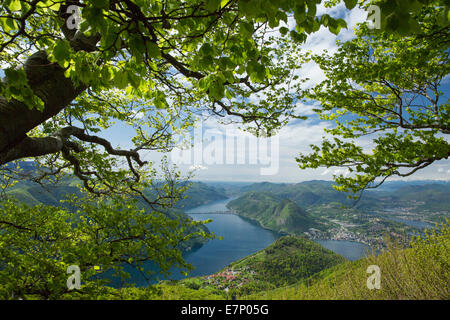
[101,4,449,183]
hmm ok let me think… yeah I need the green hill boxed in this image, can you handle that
[5,179,210,253]
[227,236,346,293]
[227,191,321,234]
[5,178,83,210]
[171,235,346,297]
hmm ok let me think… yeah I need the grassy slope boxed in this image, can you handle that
[244,222,449,300]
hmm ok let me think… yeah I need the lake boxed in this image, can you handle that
[182,197,281,278]
[109,198,371,286]
[388,217,434,230]
[314,240,371,261]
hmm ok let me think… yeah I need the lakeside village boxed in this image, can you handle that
[302,215,413,249]
[226,208,382,247]
[199,266,256,293]
[304,224,380,248]
[302,202,442,248]
[305,227,372,245]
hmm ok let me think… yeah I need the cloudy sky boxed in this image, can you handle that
[102,3,450,183]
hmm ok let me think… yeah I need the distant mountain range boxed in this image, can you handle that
[3,160,40,172]
[4,178,214,252]
[228,180,450,213]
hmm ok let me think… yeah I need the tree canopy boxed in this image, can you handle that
[297,8,449,196]
[0,0,356,298]
[0,0,447,195]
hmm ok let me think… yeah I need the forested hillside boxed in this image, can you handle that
[175,182,227,210]
[4,176,212,253]
[227,191,321,234]
[238,181,450,212]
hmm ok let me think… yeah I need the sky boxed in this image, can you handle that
[100,3,450,183]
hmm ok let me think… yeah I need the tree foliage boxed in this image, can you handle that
[0,0,350,300]
[297,8,450,196]
[0,194,213,299]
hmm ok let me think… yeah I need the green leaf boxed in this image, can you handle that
[8,0,22,11]
[53,40,71,65]
[4,68,23,82]
[279,26,289,35]
[92,0,109,9]
[206,0,220,12]
[343,0,358,10]
[113,70,128,89]
[146,42,161,58]
[0,17,18,32]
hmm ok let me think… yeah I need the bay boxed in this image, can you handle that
[104,197,280,287]
[105,197,373,286]
[314,239,372,261]
[389,217,433,229]
[182,196,281,278]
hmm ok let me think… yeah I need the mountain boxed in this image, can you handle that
[171,235,346,297]
[3,160,39,172]
[228,235,346,287]
[227,191,321,234]
[374,180,450,192]
[239,181,353,207]
[373,184,450,212]
[238,180,450,213]
[5,178,82,210]
[175,181,228,210]
[5,179,210,252]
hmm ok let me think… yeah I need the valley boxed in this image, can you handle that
[3,173,449,297]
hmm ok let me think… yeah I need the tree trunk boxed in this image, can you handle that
[0,51,85,163]
[0,28,101,165]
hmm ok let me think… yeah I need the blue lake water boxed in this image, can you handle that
[107,198,371,286]
[186,197,237,213]
[182,213,280,277]
[181,197,280,278]
[389,217,434,230]
[314,240,371,261]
